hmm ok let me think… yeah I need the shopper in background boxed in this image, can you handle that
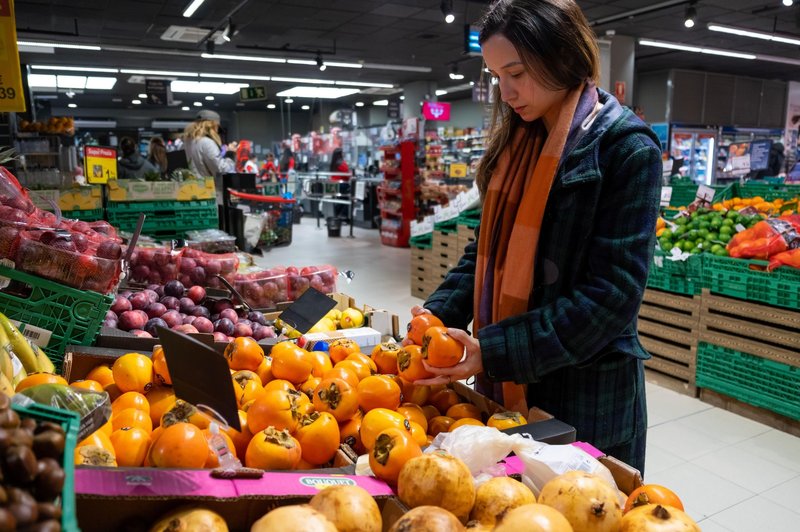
[118,136,159,179]
[243,151,259,174]
[278,147,295,182]
[329,147,351,220]
[407,0,661,474]
[147,136,168,175]
[260,152,278,181]
[183,110,235,183]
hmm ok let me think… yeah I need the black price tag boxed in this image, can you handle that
[278,287,337,335]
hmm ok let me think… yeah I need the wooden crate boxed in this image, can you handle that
[637,288,701,397]
[698,290,800,369]
[699,388,800,439]
[457,224,476,251]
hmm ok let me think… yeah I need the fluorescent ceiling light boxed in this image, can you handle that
[181,106,190,110]
[171,80,246,94]
[707,23,800,47]
[67,103,77,108]
[205,95,215,101]
[31,65,118,73]
[638,39,767,61]
[333,80,393,88]
[18,40,101,51]
[639,39,702,53]
[449,73,464,80]
[138,93,147,98]
[400,96,405,100]
[362,63,432,73]
[74,119,117,128]
[287,59,316,66]
[200,72,271,81]
[132,99,142,105]
[120,69,198,77]
[85,77,117,90]
[284,98,294,103]
[325,61,362,69]
[152,120,191,128]
[435,89,448,96]
[28,74,57,88]
[193,101,202,107]
[272,76,335,85]
[183,0,206,18]
[373,99,388,106]
[267,103,276,109]
[301,105,310,110]
[202,52,285,64]
[276,86,360,99]
[56,75,87,88]
[355,101,364,107]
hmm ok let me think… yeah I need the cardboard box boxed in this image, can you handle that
[59,185,104,210]
[75,468,400,532]
[106,177,215,202]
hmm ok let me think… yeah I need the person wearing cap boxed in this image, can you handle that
[183,109,235,186]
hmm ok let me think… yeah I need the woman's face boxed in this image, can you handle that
[482,34,567,127]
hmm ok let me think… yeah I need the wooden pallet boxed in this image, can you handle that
[699,290,800,369]
[699,388,800,438]
[457,224,476,251]
[637,288,701,396]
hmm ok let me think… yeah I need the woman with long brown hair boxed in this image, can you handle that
[407,0,661,473]
[183,110,234,181]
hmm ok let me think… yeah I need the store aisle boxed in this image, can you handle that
[257,218,800,532]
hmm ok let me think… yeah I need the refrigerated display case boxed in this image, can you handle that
[717,127,785,181]
[670,127,719,185]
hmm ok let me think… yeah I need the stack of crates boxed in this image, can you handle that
[409,241,433,300]
[106,199,218,239]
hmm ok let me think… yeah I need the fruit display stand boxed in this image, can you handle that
[429,227,459,288]
[702,254,800,311]
[637,288,701,397]
[105,177,216,203]
[105,199,219,240]
[409,241,434,301]
[646,249,703,296]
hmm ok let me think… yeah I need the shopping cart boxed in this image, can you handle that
[227,189,296,251]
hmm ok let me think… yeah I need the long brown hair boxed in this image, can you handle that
[476,0,600,196]
[183,119,222,146]
[148,136,168,172]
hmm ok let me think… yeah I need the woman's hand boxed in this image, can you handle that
[415,328,483,386]
[401,306,432,346]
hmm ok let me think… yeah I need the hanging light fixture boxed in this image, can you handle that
[222,19,236,42]
[684,3,697,29]
[440,0,455,24]
[449,64,464,80]
[316,54,326,72]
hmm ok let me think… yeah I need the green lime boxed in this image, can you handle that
[690,247,702,254]
[713,248,729,257]
[719,225,733,236]
[710,220,722,230]
[661,229,673,240]
[708,232,719,241]
[698,229,709,239]
[659,239,672,251]
[719,233,732,243]
[699,221,711,230]
[675,217,688,226]
[726,211,738,219]
[682,241,695,252]
[690,211,699,220]
[722,218,734,227]
[711,244,724,253]
[687,230,699,240]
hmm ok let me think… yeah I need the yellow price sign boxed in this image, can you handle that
[85,146,118,184]
[449,163,468,178]
[0,0,25,112]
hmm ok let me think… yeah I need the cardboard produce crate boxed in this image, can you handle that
[637,288,701,397]
[106,177,216,202]
[457,223,476,251]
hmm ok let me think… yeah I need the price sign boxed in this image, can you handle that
[0,0,26,112]
[660,186,673,207]
[435,204,459,223]
[410,218,434,237]
[449,163,468,178]
[463,185,481,211]
[85,146,118,184]
[695,185,715,204]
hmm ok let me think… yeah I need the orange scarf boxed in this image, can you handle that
[474,83,594,413]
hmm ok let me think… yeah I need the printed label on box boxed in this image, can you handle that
[660,186,672,207]
[696,185,715,203]
[9,320,53,348]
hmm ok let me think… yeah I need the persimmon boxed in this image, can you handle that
[298,375,321,398]
[446,403,482,421]
[357,375,401,412]
[429,388,460,415]
[450,418,485,430]
[232,370,264,407]
[346,352,378,374]
[149,422,208,468]
[400,379,431,406]
[112,391,150,416]
[312,378,359,422]
[99,418,113,437]
[202,428,238,468]
[406,314,444,345]
[86,365,114,388]
[360,408,411,451]
[146,386,176,428]
[421,405,440,421]
[245,427,302,470]
[428,416,456,437]
[71,379,104,393]
[112,407,153,433]
[15,373,67,393]
[76,428,114,454]
[408,421,428,447]
[112,353,154,394]
[339,412,365,454]
[152,345,172,385]
[371,342,402,375]
[304,350,333,378]
[271,342,313,384]
[256,356,274,385]
[291,388,314,416]
[295,412,341,466]
[323,366,359,389]
[110,427,151,467]
[624,485,684,513]
[397,345,434,382]
[223,410,253,458]
[328,338,360,364]
[104,382,123,402]
[75,445,117,467]
[487,412,527,430]
[247,389,301,433]
[264,379,296,392]
[421,326,464,368]
[161,399,212,429]
[335,359,371,382]
[224,337,265,372]
[369,427,423,485]
[397,403,428,434]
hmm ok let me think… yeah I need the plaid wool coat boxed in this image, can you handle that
[424,90,662,473]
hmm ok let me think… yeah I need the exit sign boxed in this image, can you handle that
[240,86,267,102]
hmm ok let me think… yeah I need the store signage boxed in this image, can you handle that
[660,186,673,207]
[84,146,117,184]
[749,140,772,171]
[423,102,451,121]
[145,79,172,106]
[464,25,481,57]
[614,81,626,105]
[0,0,26,112]
[410,217,434,237]
[449,162,467,178]
[240,86,267,102]
[434,204,459,223]
[696,185,715,204]
[387,99,401,119]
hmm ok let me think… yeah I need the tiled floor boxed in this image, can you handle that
[262,217,800,531]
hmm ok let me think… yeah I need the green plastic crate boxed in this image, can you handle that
[665,183,734,209]
[702,254,800,311]
[457,208,481,228]
[646,248,703,295]
[696,342,800,421]
[105,199,216,214]
[0,265,113,372]
[62,208,104,222]
[12,402,80,532]
[739,183,800,202]
[409,234,432,249]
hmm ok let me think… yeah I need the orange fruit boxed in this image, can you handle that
[110,427,151,467]
[146,386,177,428]
[112,407,153,433]
[149,422,208,468]
[397,345,434,382]
[450,418,484,430]
[86,365,114,388]
[15,373,67,393]
[323,366,360,389]
[304,351,333,379]
[202,428,238,468]
[357,375,401,412]
[112,353,154,394]
[70,379,104,393]
[271,342,313,384]
[371,342,402,375]
[328,338,360,364]
[264,379,296,393]
[406,314,444,345]
[112,391,150,416]
[335,359,371,381]
[397,403,428,434]
[152,346,172,386]
[256,356,274,385]
[245,427,302,470]
[223,410,253,459]
[224,337,265,371]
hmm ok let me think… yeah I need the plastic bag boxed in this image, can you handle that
[428,425,619,497]
[728,217,800,259]
[12,383,111,441]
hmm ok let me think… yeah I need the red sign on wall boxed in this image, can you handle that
[422,102,451,121]
[614,81,626,105]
